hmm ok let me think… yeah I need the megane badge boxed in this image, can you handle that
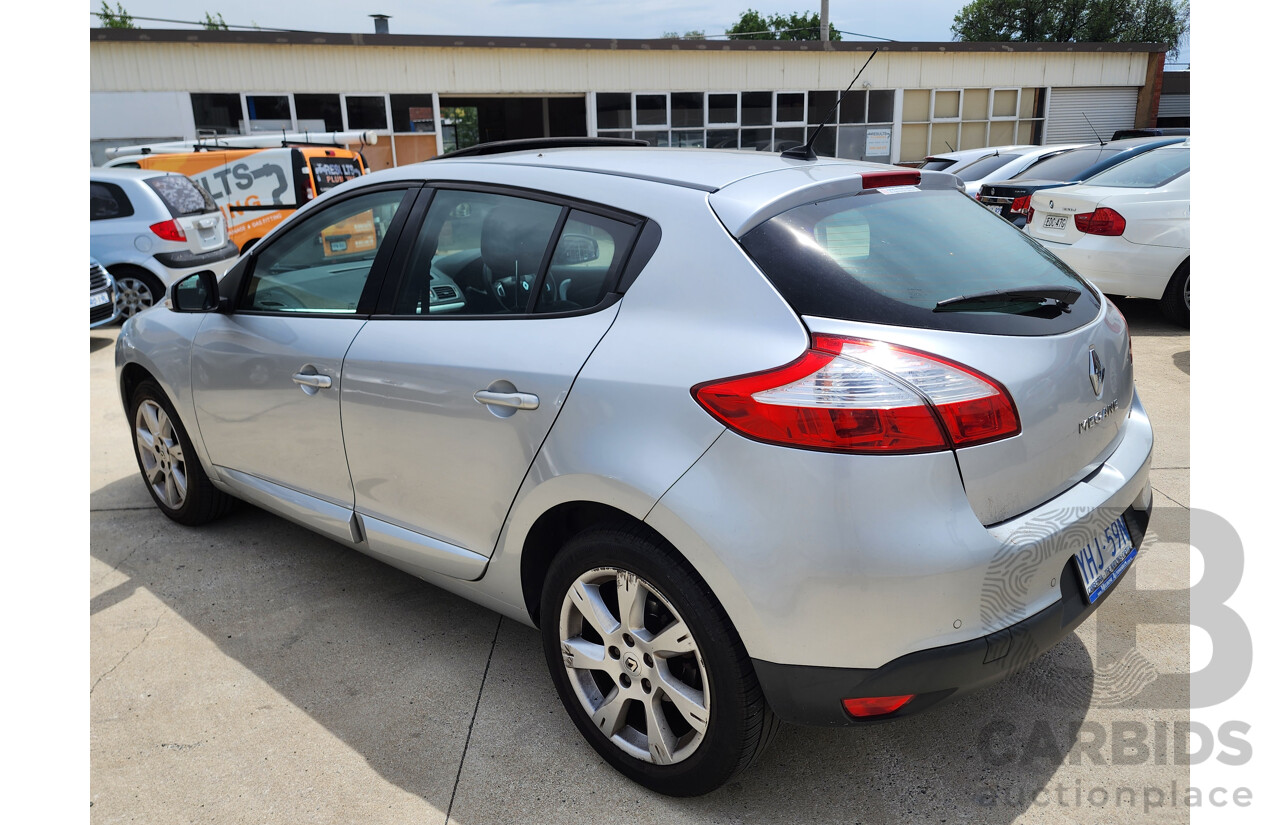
[1088,347,1105,398]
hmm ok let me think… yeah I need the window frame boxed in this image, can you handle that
[240,91,297,132]
[230,182,424,320]
[372,181,652,321]
[341,93,393,132]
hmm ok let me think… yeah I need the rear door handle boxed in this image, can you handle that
[473,390,539,411]
[293,372,333,389]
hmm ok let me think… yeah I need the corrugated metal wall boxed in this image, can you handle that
[89,42,1151,96]
[1045,87,1140,142]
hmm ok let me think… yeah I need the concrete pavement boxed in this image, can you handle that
[90,298,1191,824]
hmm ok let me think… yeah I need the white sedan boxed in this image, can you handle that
[1023,141,1190,325]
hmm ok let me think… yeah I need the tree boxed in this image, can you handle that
[97,2,135,29]
[951,0,1188,57]
[726,8,841,41]
[662,30,706,39]
[202,12,229,31]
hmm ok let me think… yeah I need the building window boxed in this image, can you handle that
[391,94,437,133]
[295,94,343,132]
[345,95,389,130]
[901,87,1045,163]
[244,94,293,133]
[191,93,243,135]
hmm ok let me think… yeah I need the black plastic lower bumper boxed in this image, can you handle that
[154,240,239,268]
[754,504,1150,726]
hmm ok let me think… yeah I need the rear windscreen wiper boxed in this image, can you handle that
[934,285,1081,313]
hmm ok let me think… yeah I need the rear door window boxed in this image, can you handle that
[738,189,1099,335]
[1083,147,1189,188]
[146,175,218,217]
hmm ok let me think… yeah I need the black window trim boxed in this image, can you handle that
[370,180,654,322]
[229,182,425,320]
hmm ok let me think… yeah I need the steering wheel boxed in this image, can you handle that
[481,265,532,313]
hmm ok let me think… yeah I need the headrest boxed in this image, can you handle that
[481,203,553,280]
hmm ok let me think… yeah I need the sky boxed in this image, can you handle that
[88,1,1190,65]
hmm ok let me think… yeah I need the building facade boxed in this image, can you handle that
[90,29,1171,168]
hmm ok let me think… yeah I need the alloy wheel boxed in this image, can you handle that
[558,567,710,765]
[117,276,156,318]
[135,399,187,510]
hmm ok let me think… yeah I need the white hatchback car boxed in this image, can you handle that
[1023,141,1190,324]
[90,167,239,319]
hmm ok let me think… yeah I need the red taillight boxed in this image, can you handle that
[1010,195,1031,215]
[1074,207,1126,236]
[149,219,186,242]
[692,336,1020,454]
[843,695,915,718]
[860,170,921,190]
[1026,205,1035,225]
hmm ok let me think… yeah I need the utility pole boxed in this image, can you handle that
[820,0,829,42]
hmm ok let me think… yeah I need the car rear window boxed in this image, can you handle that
[309,157,364,194]
[918,158,956,171]
[145,174,218,217]
[953,152,1028,181]
[1083,146,1189,188]
[1013,147,1113,181]
[738,189,1099,336]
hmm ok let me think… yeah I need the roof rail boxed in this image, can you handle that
[433,136,649,160]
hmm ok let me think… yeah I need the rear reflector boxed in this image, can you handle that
[149,219,186,242]
[843,695,915,717]
[692,335,1020,454]
[1074,207,1126,236]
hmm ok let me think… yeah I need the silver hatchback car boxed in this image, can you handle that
[116,140,1153,796]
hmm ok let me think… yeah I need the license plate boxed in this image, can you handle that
[1043,214,1068,230]
[90,291,112,308]
[985,204,1004,216]
[328,239,348,252]
[1073,516,1137,603]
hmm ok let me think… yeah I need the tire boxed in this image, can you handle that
[540,524,779,796]
[113,267,165,320]
[129,381,234,526]
[1159,260,1190,327]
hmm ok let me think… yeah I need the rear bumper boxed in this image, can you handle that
[153,240,239,271]
[1036,237,1186,301]
[753,500,1150,726]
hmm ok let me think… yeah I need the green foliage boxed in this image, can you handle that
[202,12,229,31]
[97,1,135,29]
[951,0,1189,57]
[726,8,841,41]
[442,107,480,152]
[662,30,707,39]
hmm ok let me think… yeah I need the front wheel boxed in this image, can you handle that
[114,268,165,320]
[540,525,778,796]
[129,381,234,525]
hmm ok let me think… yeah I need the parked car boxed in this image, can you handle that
[950,143,1087,197]
[976,136,1187,226]
[1023,140,1190,325]
[90,167,239,319]
[1111,127,1190,140]
[116,139,1152,796]
[914,144,1035,172]
[90,258,121,328]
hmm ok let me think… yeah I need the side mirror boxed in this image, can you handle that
[170,270,225,313]
[554,234,600,265]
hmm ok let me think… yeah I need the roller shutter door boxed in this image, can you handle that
[1159,94,1190,119]
[1045,87,1139,143]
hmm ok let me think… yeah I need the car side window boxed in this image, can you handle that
[391,190,563,316]
[243,188,409,314]
[90,182,134,221]
[533,210,639,314]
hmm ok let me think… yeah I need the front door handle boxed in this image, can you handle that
[292,372,333,392]
[473,390,539,411]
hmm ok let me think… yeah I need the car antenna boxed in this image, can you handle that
[1081,112,1106,146]
[782,48,879,161]
[944,140,955,152]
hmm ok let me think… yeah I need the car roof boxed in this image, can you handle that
[393,147,895,193]
[90,166,179,182]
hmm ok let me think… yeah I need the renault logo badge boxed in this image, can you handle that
[1088,347,1105,398]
